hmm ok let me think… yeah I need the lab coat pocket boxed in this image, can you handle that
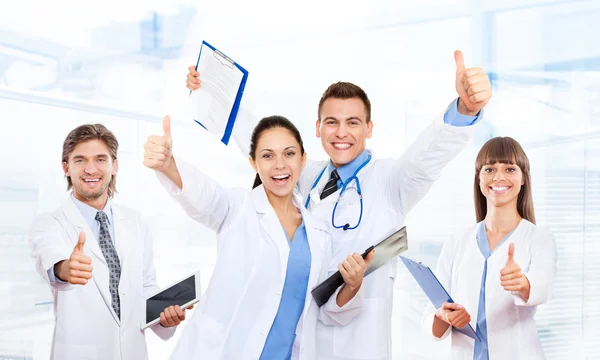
[172,311,225,359]
[192,312,224,347]
[333,298,387,359]
[53,343,98,360]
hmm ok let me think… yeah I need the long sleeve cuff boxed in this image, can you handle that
[46,261,75,291]
[511,272,552,306]
[47,266,67,284]
[150,320,176,340]
[318,285,364,326]
[325,285,364,313]
[443,98,482,127]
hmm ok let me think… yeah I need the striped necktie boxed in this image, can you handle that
[320,169,340,200]
[95,211,121,319]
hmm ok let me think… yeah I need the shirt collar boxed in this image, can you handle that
[476,221,517,258]
[328,149,370,185]
[476,221,489,257]
[71,193,113,226]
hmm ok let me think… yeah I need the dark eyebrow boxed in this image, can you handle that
[72,154,110,160]
[322,116,363,122]
[260,146,298,153]
[345,117,363,122]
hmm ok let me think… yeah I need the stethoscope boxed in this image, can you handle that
[304,155,372,231]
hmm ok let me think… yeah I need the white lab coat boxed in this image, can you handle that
[232,108,475,359]
[157,158,363,360]
[302,118,475,359]
[28,196,175,360]
[422,219,557,360]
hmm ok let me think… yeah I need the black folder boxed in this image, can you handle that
[311,226,408,307]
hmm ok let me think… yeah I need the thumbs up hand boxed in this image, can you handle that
[500,243,531,300]
[454,50,492,116]
[55,232,93,285]
[143,115,175,174]
[143,115,183,189]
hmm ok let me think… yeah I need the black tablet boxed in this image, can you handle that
[141,270,201,330]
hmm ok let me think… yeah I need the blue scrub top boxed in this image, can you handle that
[259,220,312,360]
[473,221,515,360]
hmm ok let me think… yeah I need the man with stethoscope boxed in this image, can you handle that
[185,50,492,359]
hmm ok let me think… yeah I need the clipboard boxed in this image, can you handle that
[311,227,408,307]
[399,256,480,341]
[191,40,248,145]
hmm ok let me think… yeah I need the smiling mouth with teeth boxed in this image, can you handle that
[272,175,290,180]
[84,179,100,182]
[490,186,510,191]
[332,143,351,149]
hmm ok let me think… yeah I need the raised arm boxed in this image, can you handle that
[144,115,237,232]
[385,50,492,214]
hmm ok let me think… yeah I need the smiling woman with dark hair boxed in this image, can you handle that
[144,115,373,360]
[423,136,557,360]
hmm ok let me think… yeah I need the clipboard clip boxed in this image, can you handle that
[213,50,234,69]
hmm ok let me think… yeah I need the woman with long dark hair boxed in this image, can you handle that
[423,137,557,359]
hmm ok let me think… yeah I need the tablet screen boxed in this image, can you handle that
[146,274,197,325]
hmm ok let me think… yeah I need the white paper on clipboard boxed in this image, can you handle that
[187,42,246,141]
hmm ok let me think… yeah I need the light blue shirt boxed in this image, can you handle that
[71,194,115,243]
[47,195,114,283]
[260,220,311,360]
[327,149,370,189]
[473,222,515,360]
[444,98,481,127]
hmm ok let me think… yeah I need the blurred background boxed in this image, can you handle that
[0,0,599,358]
